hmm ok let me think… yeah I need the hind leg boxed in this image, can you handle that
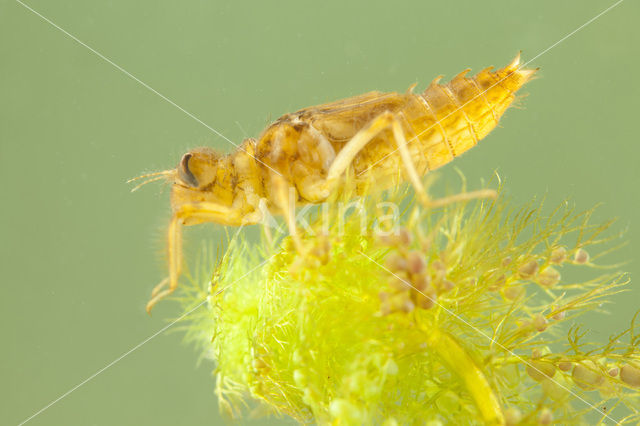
[269,172,304,253]
[299,111,495,208]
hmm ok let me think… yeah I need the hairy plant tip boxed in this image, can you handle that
[179,184,638,425]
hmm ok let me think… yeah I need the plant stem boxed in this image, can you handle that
[422,326,505,425]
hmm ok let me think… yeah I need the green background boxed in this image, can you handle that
[1,0,638,424]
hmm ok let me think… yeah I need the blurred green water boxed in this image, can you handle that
[1,0,638,424]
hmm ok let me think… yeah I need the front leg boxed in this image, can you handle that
[146,201,254,313]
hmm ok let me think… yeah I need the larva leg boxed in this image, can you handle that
[146,215,183,313]
[271,172,304,253]
[320,112,495,209]
[320,112,429,204]
[146,202,253,313]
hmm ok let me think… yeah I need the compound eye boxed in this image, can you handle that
[178,153,198,187]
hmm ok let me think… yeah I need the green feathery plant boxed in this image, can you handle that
[177,180,639,425]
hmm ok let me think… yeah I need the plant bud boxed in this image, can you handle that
[397,227,412,247]
[549,247,567,264]
[488,273,506,291]
[518,259,539,279]
[620,364,640,388]
[504,407,522,426]
[533,314,548,332]
[252,358,269,371]
[385,253,407,272]
[537,266,561,288]
[400,299,415,313]
[406,250,426,275]
[542,377,570,401]
[380,292,410,316]
[607,367,619,377]
[388,272,412,291]
[431,259,446,277]
[558,361,573,372]
[538,408,552,425]
[573,248,589,264]
[504,285,525,300]
[413,273,431,291]
[526,360,556,382]
[439,279,456,293]
[416,287,437,310]
[572,361,604,390]
[293,369,306,386]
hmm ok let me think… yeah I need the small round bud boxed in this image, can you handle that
[293,369,306,386]
[385,253,407,272]
[400,299,415,313]
[620,363,640,388]
[504,285,525,301]
[310,236,331,264]
[397,227,412,247]
[502,256,512,267]
[538,408,552,425]
[518,259,538,279]
[416,288,437,310]
[431,259,446,273]
[551,310,566,321]
[607,367,619,377]
[573,248,590,264]
[488,273,506,291]
[406,250,426,275]
[380,292,412,315]
[518,320,533,336]
[533,314,549,332]
[549,246,567,264]
[413,273,431,291]
[572,360,605,390]
[531,348,543,359]
[558,361,573,372]
[439,279,456,293]
[518,259,539,279]
[252,358,268,371]
[329,399,362,422]
[388,272,411,291]
[537,266,561,288]
[526,360,556,382]
[504,407,522,426]
[542,377,569,401]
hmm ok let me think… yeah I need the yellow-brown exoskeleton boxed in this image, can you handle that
[132,54,536,312]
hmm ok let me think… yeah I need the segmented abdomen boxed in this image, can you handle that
[401,54,536,173]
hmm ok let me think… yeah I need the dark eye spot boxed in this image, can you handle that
[179,153,198,187]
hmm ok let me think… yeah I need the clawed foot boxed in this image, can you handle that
[146,277,174,314]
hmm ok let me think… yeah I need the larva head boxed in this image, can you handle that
[176,147,220,189]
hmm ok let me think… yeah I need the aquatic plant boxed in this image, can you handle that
[178,182,639,425]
